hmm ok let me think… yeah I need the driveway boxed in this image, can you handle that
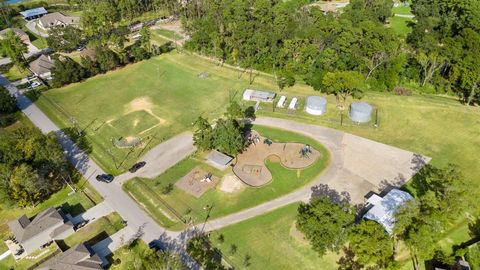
[114,132,195,184]
[202,117,430,232]
[68,202,114,225]
[25,20,49,37]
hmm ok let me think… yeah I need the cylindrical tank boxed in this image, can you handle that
[349,102,372,123]
[305,96,327,115]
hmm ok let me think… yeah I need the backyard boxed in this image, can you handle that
[124,125,329,230]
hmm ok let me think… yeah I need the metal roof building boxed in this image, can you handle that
[206,150,233,170]
[306,96,327,115]
[349,102,373,123]
[242,89,276,102]
[363,189,414,234]
[20,7,48,20]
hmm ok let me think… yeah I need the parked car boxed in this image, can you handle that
[129,161,146,173]
[148,241,163,251]
[96,174,114,183]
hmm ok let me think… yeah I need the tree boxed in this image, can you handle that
[0,30,27,70]
[95,47,120,72]
[225,100,244,121]
[322,71,366,109]
[349,220,395,268]
[80,56,101,77]
[46,26,83,53]
[277,70,295,91]
[297,196,355,256]
[142,248,187,270]
[139,27,152,52]
[415,50,445,87]
[212,118,244,156]
[187,235,225,270]
[9,164,41,207]
[0,86,17,114]
[51,56,87,87]
[193,116,213,151]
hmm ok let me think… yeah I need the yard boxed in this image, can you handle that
[124,125,329,230]
[34,52,282,174]
[210,203,340,270]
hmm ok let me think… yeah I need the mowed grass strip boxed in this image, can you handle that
[124,125,330,229]
[210,203,340,270]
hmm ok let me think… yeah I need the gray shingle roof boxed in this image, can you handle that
[39,12,80,28]
[8,207,64,242]
[38,244,103,270]
[29,54,55,76]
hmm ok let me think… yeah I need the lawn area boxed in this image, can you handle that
[34,51,301,174]
[388,16,413,38]
[108,240,150,269]
[61,212,125,250]
[1,65,31,82]
[392,4,412,15]
[0,244,59,270]
[124,125,329,230]
[210,203,340,270]
[154,28,184,41]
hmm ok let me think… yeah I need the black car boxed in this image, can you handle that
[148,241,163,251]
[129,161,146,173]
[96,174,114,183]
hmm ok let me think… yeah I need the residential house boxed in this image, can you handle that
[38,12,80,31]
[38,243,103,270]
[363,188,413,234]
[29,54,55,79]
[8,207,74,255]
[0,28,30,43]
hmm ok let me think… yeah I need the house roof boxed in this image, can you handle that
[38,244,103,270]
[8,208,65,243]
[363,189,413,234]
[29,54,55,76]
[39,12,80,27]
[207,150,233,166]
[0,28,28,39]
[20,7,48,18]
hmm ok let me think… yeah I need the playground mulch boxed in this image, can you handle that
[175,167,219,198]
[233,131,320,186]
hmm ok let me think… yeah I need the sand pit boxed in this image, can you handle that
[175,167,219,198]
[233,131,321,186]
[219,173,245,193]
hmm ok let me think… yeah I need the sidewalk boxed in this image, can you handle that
[68,202,114,225]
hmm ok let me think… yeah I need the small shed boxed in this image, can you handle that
[206,150,233,170]
[20,7,48,21]
[276,95,286,108]
[349,102,372,123]
[242,89,276,102]
[306,96,327,115]
[288,97,298,110]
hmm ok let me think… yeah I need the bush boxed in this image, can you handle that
[394,86,413,96]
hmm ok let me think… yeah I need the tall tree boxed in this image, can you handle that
[322,71,366,108]
[193,116,213,151]
[297,196,354,256]
[212,118,244,156]
[0,86,17,114]
[47,26,83,53]
[0,30,28,70]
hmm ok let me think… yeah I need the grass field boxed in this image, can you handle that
[388,16,413,38]
[210,203,340,270]
[35,52,280,174]
[124,125,329,230]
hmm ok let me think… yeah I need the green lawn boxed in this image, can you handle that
[392,5,412,15]
[124,125,329,230]
[154,28,184,41]
[108,239,149,269]
[1,66,31,82]
[35,52,275,174]
[210,203,340,270]
[388,16,413,38]
[61,212,125,249]
[0,244,59,270]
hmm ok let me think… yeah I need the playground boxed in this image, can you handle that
[234,131,320,186]
[175,167,219,198]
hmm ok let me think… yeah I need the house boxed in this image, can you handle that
[38,12,80,31]
[0,28,30,43]
[38,243,103,270]
[363,189,413,234]
[206,150,233,170]
[242,89,276,102]
[29,54,55,79]
[20,7,48,21]
[8,207,74,255]
[455,259,471,270]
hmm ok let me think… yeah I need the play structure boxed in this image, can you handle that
[175,167,218,198]
[233,131,320,186]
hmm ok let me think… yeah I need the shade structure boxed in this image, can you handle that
[349,102,372,123]
[306,96,327,115]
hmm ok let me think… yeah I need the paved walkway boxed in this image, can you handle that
[115,133,195,184]
[0,250,11,261]
[69,202,114,225]
[202,117,430,232]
